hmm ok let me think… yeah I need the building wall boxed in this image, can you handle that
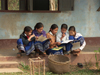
[0,0,100,39]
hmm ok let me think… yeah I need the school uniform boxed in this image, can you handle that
[56,32,72,52]
[56,32,69,42]
[69,33,86,51]
[17,33,35,55]
[32,30,50,53]
[46,32,63,55]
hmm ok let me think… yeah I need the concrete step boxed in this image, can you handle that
[0,68,23,73]
[0,52,99,65]
[0,61,19,68]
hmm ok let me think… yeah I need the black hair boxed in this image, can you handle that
[34,22,44,30]
[68,26,76,31]
[61,24,68,29]
[23,26,32,34]
[49,24,58,32]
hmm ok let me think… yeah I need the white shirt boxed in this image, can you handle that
[49,31,56,36]
[56,32,69,42]
[74,33,86,50]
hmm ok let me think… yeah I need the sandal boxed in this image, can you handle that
[77,63,83,68]
[29,53,34,58]
[35,52,39,57]
[17,53,22,58]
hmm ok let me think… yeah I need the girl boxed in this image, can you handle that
[56,24,72,55]
[17,26,36,58]
[32,22,46,37]
[46,24,63,55]
[69,26,86,56]
[32,22,50,57]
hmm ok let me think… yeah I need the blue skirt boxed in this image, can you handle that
[35,39,50,52]
[17,39,35,55]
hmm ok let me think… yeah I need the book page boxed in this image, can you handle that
[36,35,48,42]
[61,40,73,44]
[72,42,80,50]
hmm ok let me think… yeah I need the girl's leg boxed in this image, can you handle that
[17,39,25,58]
[39,51,47,57]
[65,43,73,51]
[61,43,73,55]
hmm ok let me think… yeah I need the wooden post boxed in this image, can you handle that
[44,59,45,75]
[29,61,32,75]
[32,62,34,75]
[39,60,40,75]
[1,0,8,10]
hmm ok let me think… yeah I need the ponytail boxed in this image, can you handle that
[49,24,58,32]
[22,26,32,34]
[34,22,44,30]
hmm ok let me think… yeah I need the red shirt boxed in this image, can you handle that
[26,36,29,39]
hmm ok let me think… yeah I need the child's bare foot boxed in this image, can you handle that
[73,53,79,56]
[77,53,79,56]
[42,52,47,57]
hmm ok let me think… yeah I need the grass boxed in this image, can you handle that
[0,63,100,75]
[0,69,100,75]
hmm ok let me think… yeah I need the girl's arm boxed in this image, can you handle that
[28,34,35,41]
[43,31,47,38]
[46,33,57,47]
[56,34,61,42]
[78,36,86,50]
[80,41,86,50]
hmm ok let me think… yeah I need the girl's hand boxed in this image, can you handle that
[62,33,66,37]
[35,36,38,39]
[57,42,61,45]
[60,33,65,40]
[30,34,35,38]
[28,34,35,41]
[56,45,58,48]
[54,42,59,45]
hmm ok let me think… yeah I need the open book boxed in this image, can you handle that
[72,42,80,50]
[61,40,73,44]
[36,35,50,42]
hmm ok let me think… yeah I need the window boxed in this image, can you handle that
[0,0,74,12]
[33,0,58,11]
[8,0,19,10]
